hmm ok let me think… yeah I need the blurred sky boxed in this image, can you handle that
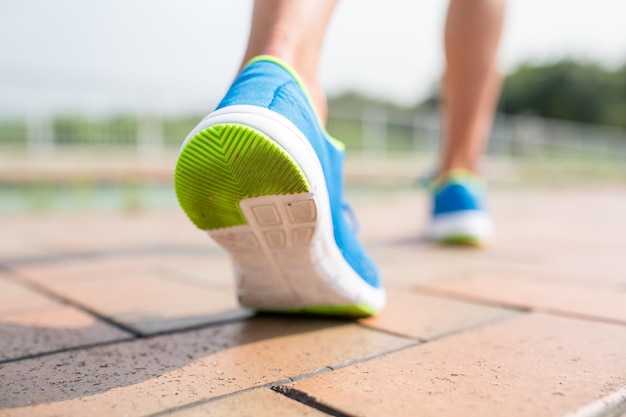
[1,0,626,116]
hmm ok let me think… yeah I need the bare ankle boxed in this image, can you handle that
[301,77,327,123]
[240,45,328,124]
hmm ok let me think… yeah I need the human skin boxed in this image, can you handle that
[239,0,506,175]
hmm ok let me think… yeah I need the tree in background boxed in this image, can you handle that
[330,58,626,129]
[500,59,626,129]
[604,64,626,128]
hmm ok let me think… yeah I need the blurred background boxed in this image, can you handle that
[1,0,625,213]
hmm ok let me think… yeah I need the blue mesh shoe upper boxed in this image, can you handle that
[432,175,486,217]
[216,56,381,289]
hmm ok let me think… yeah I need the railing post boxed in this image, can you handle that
[413,111,440,153]
[361,106,388,157]
[26,113,55,155]
[137,114,164,157]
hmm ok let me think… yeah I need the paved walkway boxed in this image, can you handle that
[1,186,626,417]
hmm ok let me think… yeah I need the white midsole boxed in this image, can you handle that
[427,210,494,242]
[181,105,385,310]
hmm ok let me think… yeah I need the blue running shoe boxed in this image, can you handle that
[427,170,494,245]
[174,56,385,316]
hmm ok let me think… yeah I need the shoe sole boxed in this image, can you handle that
[428,210,494,246]
[174,105,385,317]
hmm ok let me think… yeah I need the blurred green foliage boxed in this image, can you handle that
[413,58,626,129]
[1,58,624,149]
[54,115,137,145]
[501,59,626,128]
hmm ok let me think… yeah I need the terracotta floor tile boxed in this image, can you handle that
[0,305,132,362]
[0,244,51,261]
[0,317,412,417]
[0,212,211,255]
[454,262,626,290]
[36,273,250,335]
[360,289,517,339]
[293,314,626,417]
[0,277,56,316]
[14,255,232,289]
[154,254,233,287]
[361,187,626,290]
[524,254,626,287]
[9,257,244,335]
[426,272,626,324]
[166,388,327,417]
[10,259,107,283]
[2,187,626,416]
[372,245,497,286]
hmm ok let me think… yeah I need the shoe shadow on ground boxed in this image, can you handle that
[0,233,486,412]
[0,312,356,410]
[0,239,390,411]
[374,232,484,251]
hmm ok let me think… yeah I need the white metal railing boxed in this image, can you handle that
[1,108,625,160]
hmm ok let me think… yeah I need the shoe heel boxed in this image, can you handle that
[174,110,385,316]
[174,123,310,230]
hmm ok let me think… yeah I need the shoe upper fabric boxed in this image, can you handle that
[432,176,486,217]
[216,56,381,289]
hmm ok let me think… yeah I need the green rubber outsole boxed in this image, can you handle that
[439,235,483,246]
[260,302,379,318]
[174,123,380,318]
[174,123,310,230]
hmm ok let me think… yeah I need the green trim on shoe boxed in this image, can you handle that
[439,235,483,246]
[428,169,486,194]
[174,123,310,230]
[245,55,346,151]
[260,302,380,318]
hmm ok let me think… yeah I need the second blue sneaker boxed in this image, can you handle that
[174,56,385,316]
[427,170,494,245]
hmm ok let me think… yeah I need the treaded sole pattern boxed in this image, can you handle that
[174,123,379,317]
[174,123,310,230]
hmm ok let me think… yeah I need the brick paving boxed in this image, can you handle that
[1,186,626,416]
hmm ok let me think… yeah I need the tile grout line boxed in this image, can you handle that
[0,310,553,414]
[272,316,626,417]
[266,313,526,414]
[0,244,219,268]
[271,385,355,417]
[0,338,135,366]
[10,253,618,416]
[3,268,144,337]
[355,321,430,342]
[0,303,84,320]
[144,364,364,416]
[267,340,432,417]
[0,278,515,368]
[142,374,333,417]
[140,340,430,416]
[417,311,522,344]
[140,315,254,338]
[142,385,291,417]
[0,314,255,365]
[411,283,532,312]
[354,303,521,346]
[3,263,250,344]
[535,308,626,328]
[321,340,421,374]
[411,283,626,327]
